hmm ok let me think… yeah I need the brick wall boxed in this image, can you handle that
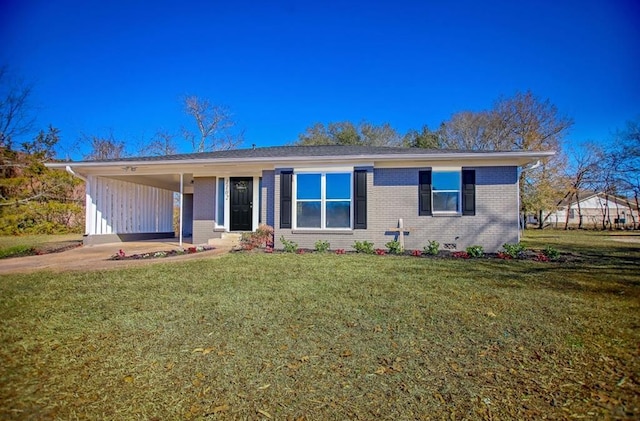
[192,177,220,245]
[274,166,519,252]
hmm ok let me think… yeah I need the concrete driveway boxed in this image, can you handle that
[0,238,236,275]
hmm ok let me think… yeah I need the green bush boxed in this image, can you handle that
[543,245,560,260]
[353,240,375,254]
[0,202,83,235]
[385,240,402,255]
[314,240,330,253]
[502,242,526,258]
[280,236,298,253]
[466,245,484,258]
[424,240,440,256]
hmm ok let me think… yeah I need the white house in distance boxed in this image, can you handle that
[544,191,639,229]
[47,145,554,252]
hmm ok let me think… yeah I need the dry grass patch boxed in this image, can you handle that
[1,231,639,419]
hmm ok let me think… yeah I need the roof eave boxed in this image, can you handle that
[46,150,556,169]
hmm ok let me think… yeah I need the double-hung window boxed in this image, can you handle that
[419,168,475,216]
[432,171,461,213]
[295,172,351,229]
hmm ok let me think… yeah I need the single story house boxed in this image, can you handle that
[47,145,554,252]
[543,191,639,229]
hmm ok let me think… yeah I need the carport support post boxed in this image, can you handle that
[179,173,183,248]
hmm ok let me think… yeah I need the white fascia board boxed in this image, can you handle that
[47,150,556,172]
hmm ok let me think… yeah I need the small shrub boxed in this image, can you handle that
[314,240,330,253]
[497,252,512,260]
[375,248,386,255]
[385,240,402,255]
[240,224,274,250]
[411,249,422,257]
[502,242,526,259]
[335,249,346,255]
[296,249,306,255]
[353,240,375,254]
[466,245,484,258]
[280,236,298,253]
[424,240,440,256]
[542,245,559,260]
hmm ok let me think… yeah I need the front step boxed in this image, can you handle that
[221,232,243,240]
[207,232,243,248]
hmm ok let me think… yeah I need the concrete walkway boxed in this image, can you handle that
[0,238,237,275]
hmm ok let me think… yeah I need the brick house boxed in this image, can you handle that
[48,145,554,252]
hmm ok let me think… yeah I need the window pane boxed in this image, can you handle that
[217,178,225,225]
[433,192,459,212]
[297,201,321,228]
[296,173,321,199]
[433,171,460,191]
[326,173,351,199]
[326,201,350,228]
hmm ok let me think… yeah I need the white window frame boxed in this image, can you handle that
[432,168,462,215]
[215,177,228,230]
[293,171,353,230]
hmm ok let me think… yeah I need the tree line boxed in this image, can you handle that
[1,65,638,234]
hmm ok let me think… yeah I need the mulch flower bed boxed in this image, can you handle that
[109,245,215,261]
[236,247,575,262]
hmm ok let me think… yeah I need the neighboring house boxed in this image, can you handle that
[544,192,639,229]
[47,145,553,252]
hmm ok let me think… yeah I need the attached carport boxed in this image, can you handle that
[53,162,195,247]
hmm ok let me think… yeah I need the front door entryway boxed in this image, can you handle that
[230,177,253,231]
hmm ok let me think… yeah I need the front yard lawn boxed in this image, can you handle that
[0,231,638,419]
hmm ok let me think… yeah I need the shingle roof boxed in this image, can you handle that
[73,145,530,163]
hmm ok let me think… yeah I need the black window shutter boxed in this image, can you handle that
[462,169,476,216]
[353,170,367,229]
[419,170,432,216]
[280,171,293,228]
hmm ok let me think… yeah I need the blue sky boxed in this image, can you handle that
[1,0,638,159]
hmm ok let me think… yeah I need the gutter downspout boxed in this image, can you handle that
[518,160,542,238]
[65,165,86,181]
[66,166,91,238]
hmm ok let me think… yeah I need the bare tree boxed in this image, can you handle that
[82,132,126,160]
[611,119,640,228]
[559,143,601,229]
[439,91,573,228]
[182,95,243,152]
[439,111,497,150]
[139,130,178,156]
[0,66,36,150]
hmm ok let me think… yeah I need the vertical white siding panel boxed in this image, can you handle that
[98,178,106,234]
[85,176,95,235]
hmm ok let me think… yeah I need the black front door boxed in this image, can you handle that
[230,177,253,231]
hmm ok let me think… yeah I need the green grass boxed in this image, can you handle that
[0,244,35,259]
[0,234,82,258]
[0,231,638,419]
